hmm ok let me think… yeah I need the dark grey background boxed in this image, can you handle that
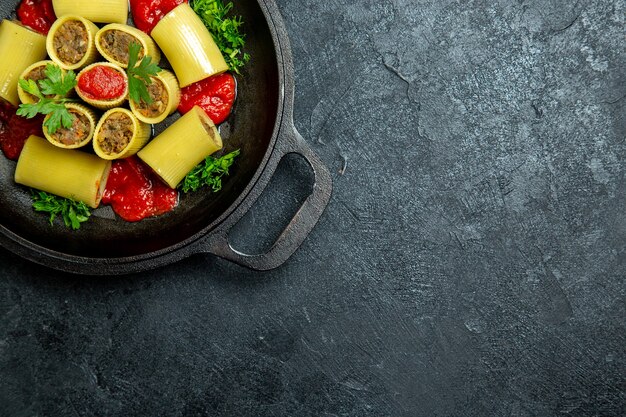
[1,0,625,415]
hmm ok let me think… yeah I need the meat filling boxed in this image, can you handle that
[53,21,88,65]
[97,112,134,155]
[137,78,168,118]
[100,30,144,65]
[200,114,215,141]
[51,110,90,146]
[25,66,55,101]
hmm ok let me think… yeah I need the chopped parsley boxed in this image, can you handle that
[190,0,250,74]
[31,191,91,230]
[180,149,240,193]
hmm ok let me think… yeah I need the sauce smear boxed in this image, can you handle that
[130,0,187,34]
[102,157,179,222]
[78,66,126,100]
[17,0,56,35]
[178,73,236,125]
[0,101,44,160]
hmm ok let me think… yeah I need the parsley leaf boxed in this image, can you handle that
[127,42,161,105]
[190,0,250,74]
[180,149,240,193]
[20,78,41,98]
[16,64,77,134]
[31,191,91,230]
[39,64,76,96]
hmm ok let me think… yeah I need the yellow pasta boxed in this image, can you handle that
[43,103,96,149]
[138,106,223,188]
[47,15,99,70]
[93,108,151,160]
[0,20,47,106]
[95,24,161,68]
[76,62,129,110]
[15,135,111,208]
[17,61,64,105]
[52,0,128,24]
[129,70,181,124]
[151,3,228,87]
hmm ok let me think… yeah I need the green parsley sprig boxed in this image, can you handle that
[16,64,77,134]
[190,0,250,74]
[127,42,162,105]
[31,191,91,230]
[180,149,240,193]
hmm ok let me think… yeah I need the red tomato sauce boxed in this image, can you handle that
[0,101,44,161]
[17,0,56,35]
[102,157,179,222]
[77,66,126,100]
[130,0,187,34]
[178,73,236,125]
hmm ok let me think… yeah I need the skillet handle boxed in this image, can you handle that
[199,125,332,270]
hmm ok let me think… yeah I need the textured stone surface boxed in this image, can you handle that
[1,0,625,415]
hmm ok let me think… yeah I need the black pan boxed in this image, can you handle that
[0,0,332,274]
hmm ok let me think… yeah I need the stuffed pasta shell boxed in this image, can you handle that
[151,3,228,87]
[138,106,223,188]
[17,61,66,105]
[52,0,128,24]
[93,108,151,160]
[76,62,128,110]
[0,20,47,106]
[47,15,99,70]
[15,135,111,208]
[129,70,180,124]
[43,103,96,149]
[95,24,161,69]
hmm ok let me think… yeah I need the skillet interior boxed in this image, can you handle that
[0,0,280,257]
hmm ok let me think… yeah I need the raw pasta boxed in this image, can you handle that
[129,70,180,124]
[137,106,223,188]
[95,23,161,68]
[43,103,96,149]
[0,20,47,106]
[151,3,228,87]
[15,135,111,208]
[52,0,128,24]
[75,62,129,110]
[93,108,151,160]
[47,15,99,70]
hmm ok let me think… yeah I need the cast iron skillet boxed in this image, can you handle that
[0,0,332,274]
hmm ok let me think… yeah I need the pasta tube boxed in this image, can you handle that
[151,3,228,87]
[52,0,128,24]
[76,62,129,110]
[138,106,223,188]
[43,103,96,149]
[0,20,47,106]
[129,70,180,124]
[47,15,99,70]
[15,135,111,208]
[18,61,65,105]
[95,24,161,68]
[93,108,151,160]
